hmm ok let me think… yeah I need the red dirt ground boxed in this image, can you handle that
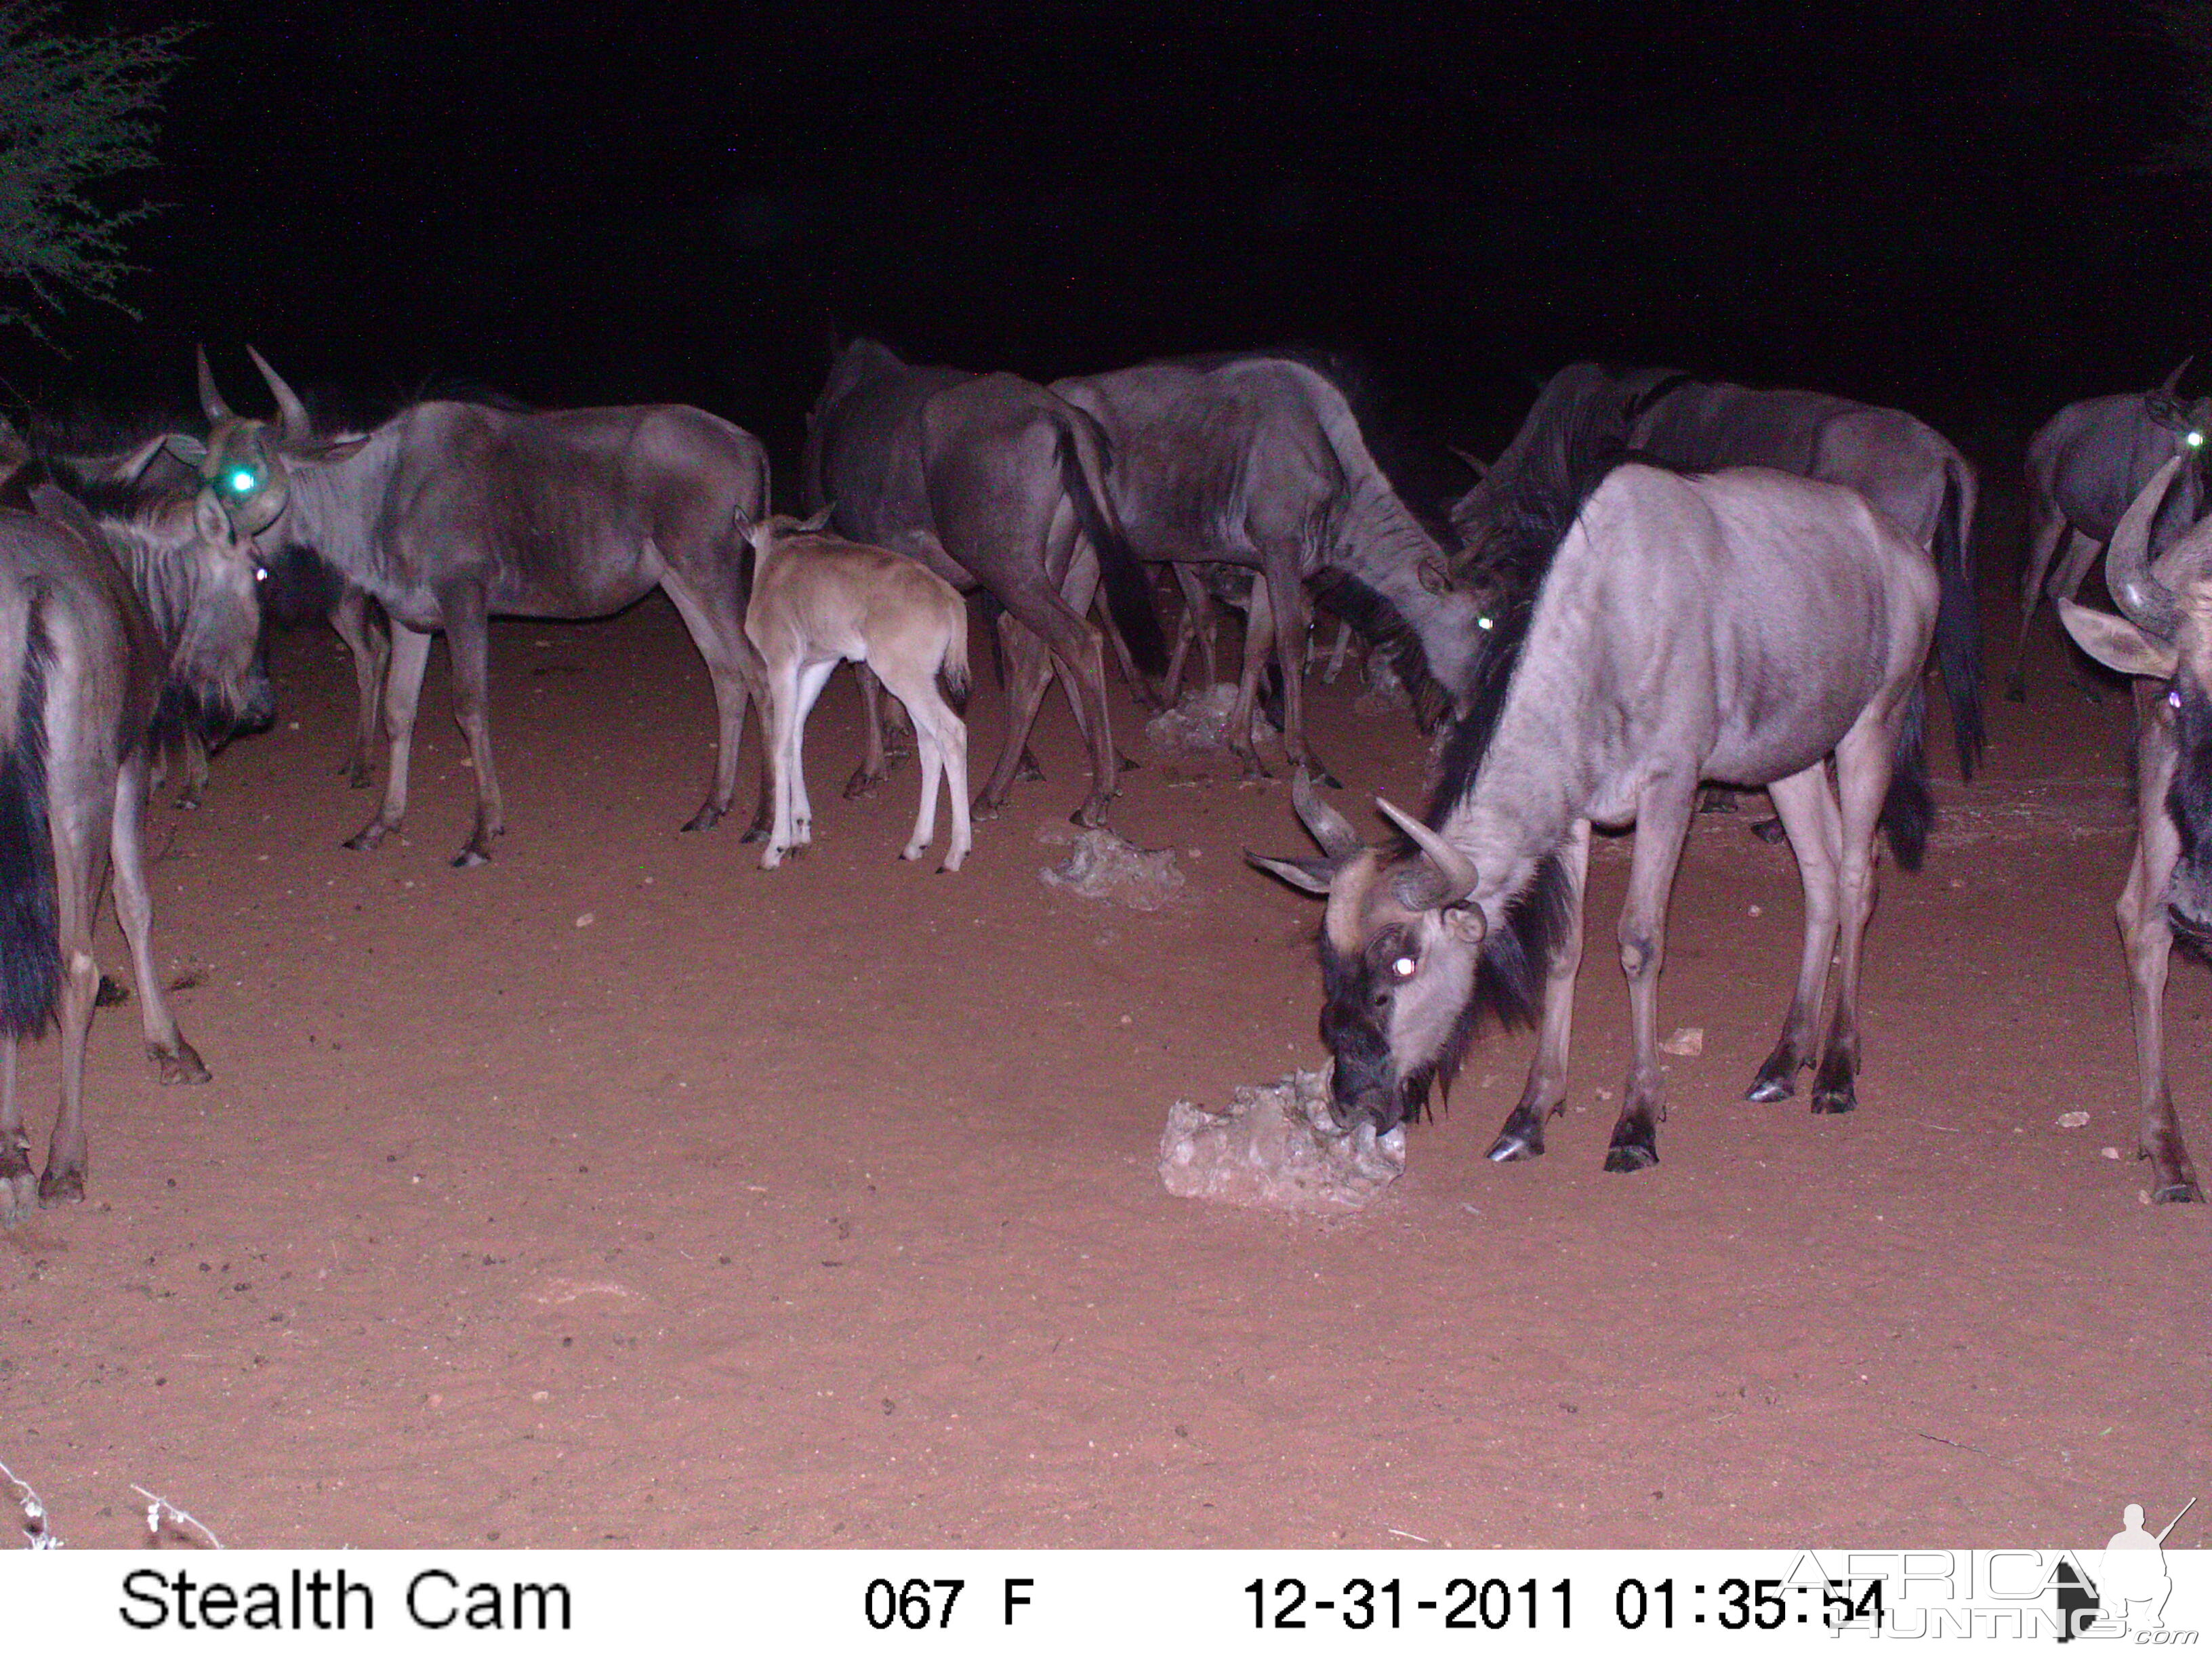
[1,573,2205,1551]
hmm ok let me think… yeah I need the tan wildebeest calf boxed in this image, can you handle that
[741,510,972,872]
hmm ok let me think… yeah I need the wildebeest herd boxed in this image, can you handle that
[0,342,2205,1223]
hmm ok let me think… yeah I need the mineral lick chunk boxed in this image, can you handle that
[1039,828,1187,912]
[1159,1066,1406,1214]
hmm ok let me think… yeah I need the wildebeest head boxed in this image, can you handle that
[171,488,276,738]
[2061,453,2212,943]
[1250,772,1489,1132]
[172,346,360,537]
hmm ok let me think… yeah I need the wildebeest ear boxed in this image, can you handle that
[798,504,835,535]
[28,482,99,547]
[2057,598,2178,681]
[194,491,232,547]
[1441,903,1486,945]
[162,432,209,467]
[1246,850,1336,896]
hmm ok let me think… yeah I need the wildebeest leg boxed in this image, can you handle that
[1487,819,1593,1162]
[760,653,802,869]
[1317,615,1356,684]
[882,661,970,871]
[1747,765,1843,1102]
[1162,565,1216,702]
[979,612,1073,815]
[659,570,760,835]
[38,789,104,1206]
[2117,714,2203,1201]
[1260,556,1322,779]
[346,622,433,853]
[788,657,838,849]
[1809,717,1896,1115]
[1605,781,1697,1172]
[1097,580,1168,713]
[329,583,388,788]
[437,586,505,868]
[843,665,890,800]
[0,1038,25,1218]
[110,757,207,1084]
[1227,578,1273,776]
[173,726,209,810]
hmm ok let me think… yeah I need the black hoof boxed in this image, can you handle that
[1486,1128,1544,1162]
[1810,1086,1857,1115]
[1698,790,1738,814]
[95,974,131,1008]
[843,769,884,800]
[343,828,385,853]
[1115,752,1141,775]
[451,848,491,869]
[1603,1141,1660,1174]
[2152,1181,2206,1204]
[681,804,722,834]
[37,1167,85,1206]
[1309,766,1343,792]
[1016,750,1046,784]
[1746,1076,1795,1103]
[1750,817,1788,844]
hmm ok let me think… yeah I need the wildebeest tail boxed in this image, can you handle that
[1934,461,1984,779]
[1879,682,1933,874]
[0,600,60,1038]
[1057,415,1167,676]
[938,603,972,718]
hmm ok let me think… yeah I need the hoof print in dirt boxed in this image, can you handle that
[1160,1066,1404,1214]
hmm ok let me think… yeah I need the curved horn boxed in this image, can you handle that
[195,344,232,422]
[1290,767,1361,861]
[1375,796,1477,908]
[2164,356,2195,395]
[2107,455,2186,640]
[246,345,311,442]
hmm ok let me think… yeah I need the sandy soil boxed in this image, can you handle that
[0,573,2205,1551]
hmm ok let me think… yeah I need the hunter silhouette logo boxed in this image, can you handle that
[2057,1497,2197,1641]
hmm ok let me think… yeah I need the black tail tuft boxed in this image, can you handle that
[0,615,59,1040]
[938,661,970,718]
[1934,462,1984,780]
[1058,428,1167,676]
[1880,684,1933,874]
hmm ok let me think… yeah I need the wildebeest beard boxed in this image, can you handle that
[2164,676,2212,954]
[1315,853,1572,1132]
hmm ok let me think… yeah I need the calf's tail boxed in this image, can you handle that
[1879,682,1933,874]
[0,600,59,1038]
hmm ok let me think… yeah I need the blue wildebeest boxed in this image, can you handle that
[802,338,1164,827]
[1051,353,1484,781]
[739,509,973,873]
[185,349,770,866]
[0,480,271,1216]
[2010,363,2212,701]
[1253,426,1982,1173]
[2053,455,2212,1203]
[1452,363,1984,782]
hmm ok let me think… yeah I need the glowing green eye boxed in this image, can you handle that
[2190,432,2205,449]
[228,468,257,493]
[1477,615,1495,631]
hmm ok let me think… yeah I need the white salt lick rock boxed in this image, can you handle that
[1160,1067,1405,1214]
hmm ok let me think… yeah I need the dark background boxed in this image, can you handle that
[7,1,2205,487]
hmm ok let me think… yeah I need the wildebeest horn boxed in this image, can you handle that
[247,345,312,442]
[1290,767,1360,861]
[1376,796,1477,907]
[2107,455,2186,640]
[2164,356,2195,395]
[196,345,232,423]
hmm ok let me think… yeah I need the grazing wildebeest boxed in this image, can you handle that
[741,508,973,872]
[185,348,770,866]
[1452,362,1984,781]
[1051,353,1483,780]
[2053,455,2212,1204]
[802,338,1164,827]
[0,480,269,1216]
[2011,363,2212,701]
[1253,429,1982,1173]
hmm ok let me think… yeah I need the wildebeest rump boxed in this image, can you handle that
[1452,363,1984,779]
[186,349,771,867]
[2011,363,2212,701]
[2053,454,2212,1203]
[1052,353,1485,779]
[1256,428,1979,1174]
[0,480,267,1214]
[802,337,1164,828]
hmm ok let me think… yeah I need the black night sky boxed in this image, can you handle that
[10,1,2208,480]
